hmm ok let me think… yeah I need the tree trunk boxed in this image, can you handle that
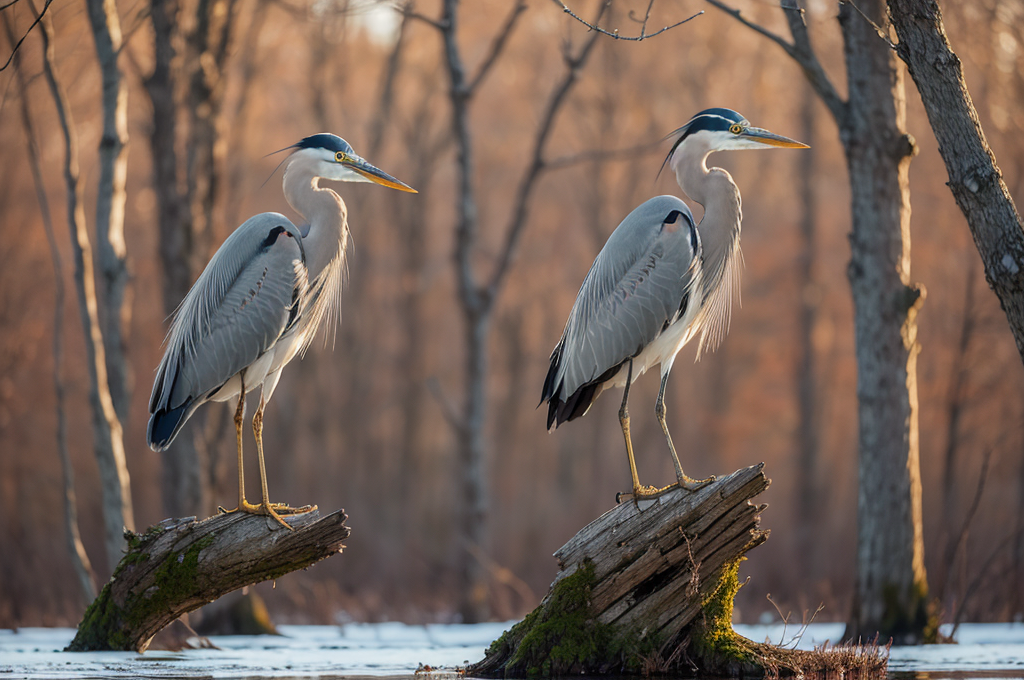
[887,0,1024,368]
[839,0,932,644]
[85,0,132,424]
[36,1,134,573]
[143,0,219,520]
[66,508,349,653]
[470,466,887,677]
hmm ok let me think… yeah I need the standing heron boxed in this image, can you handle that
[148,133,416,528]
[541,108,807,502]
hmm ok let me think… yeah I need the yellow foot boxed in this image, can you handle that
[217,500,299,530]
[615,484,665,504]
[678,474,716,491]
[267,502,317,516]
[616,476,716,504]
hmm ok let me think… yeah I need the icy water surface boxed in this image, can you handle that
[1,622,1022,679]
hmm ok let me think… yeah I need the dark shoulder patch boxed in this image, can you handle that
[261,225,288,250]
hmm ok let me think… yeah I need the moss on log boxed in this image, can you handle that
[469,465,887,678]
[66,508,349,653]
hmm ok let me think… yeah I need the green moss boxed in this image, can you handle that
[143,533,216,608]
[485,560,659,677]
[690,559,756,666]
[66,532,216,651]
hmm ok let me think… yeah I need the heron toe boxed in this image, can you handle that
[268,502,317,515]
[678,474,716,491]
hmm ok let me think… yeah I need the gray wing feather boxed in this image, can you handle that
[554,196,699,400]
[150,212,307,414]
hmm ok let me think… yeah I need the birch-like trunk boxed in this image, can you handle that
[4,14,97,604]
[37,4,135,572]
[85,0,132,424]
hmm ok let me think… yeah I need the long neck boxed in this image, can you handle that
[283,160,348,280]
[672,138,742,294]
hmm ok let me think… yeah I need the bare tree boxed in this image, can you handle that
[85,0,132,424]
[411,0,607,621]
[34,0,135,572]
[887,0,1024,368]
[141,0,207,519]
[4,13,97,605]
[142,0,240,519]
[707,0,932,642]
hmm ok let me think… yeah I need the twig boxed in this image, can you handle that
[552,0,702,41]
[943,443,995,614]
[706,0,846,124]
[400,1,444,31]
[0,0,54,72]
[425,377,465,434]
[465,540,537,607]
[842,0,896,48]
[467,1,526,95]
[546,140,663,170]
[487,0,608,296]
[952,526,1024,633]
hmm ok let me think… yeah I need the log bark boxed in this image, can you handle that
[470,465,886,677]
[66,508,350,653]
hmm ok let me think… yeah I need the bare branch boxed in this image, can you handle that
[0,0,54,72]
[487,1,607,296]
[552,0,702,41]
[466,0,526,95]
[845,0,896,48]
[425,377,465,434]
[400,1,444,31]
[705,0,793,50]
[706,0,846,124]
[545,140,662,171]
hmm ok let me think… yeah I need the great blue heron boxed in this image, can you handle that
[148,133,416,528]
[541,108,807,502]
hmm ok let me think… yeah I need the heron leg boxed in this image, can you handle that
[615,359,661,504]
[219,379,259,516]
[655,373,715,492]
[251,401,295,530]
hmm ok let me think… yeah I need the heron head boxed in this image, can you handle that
[664,108,808,169]
[289,133,417,193]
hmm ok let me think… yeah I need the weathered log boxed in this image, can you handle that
[470,465,887,677]
[66,508,349,652]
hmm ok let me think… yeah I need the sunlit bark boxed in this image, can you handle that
[85,0,132,424]
[35,1,135,573]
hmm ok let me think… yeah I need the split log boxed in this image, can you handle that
[66,508,349,653]
[470,465,887,677]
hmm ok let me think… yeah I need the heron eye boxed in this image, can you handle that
[729,124,742,134]
[335,151,347,162]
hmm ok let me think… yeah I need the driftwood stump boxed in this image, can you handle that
[66,508,350,652]
[470,465,887,678]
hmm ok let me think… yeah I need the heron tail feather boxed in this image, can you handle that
[147,400,193,451]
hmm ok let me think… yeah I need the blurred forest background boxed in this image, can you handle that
[1,0,1023,629]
